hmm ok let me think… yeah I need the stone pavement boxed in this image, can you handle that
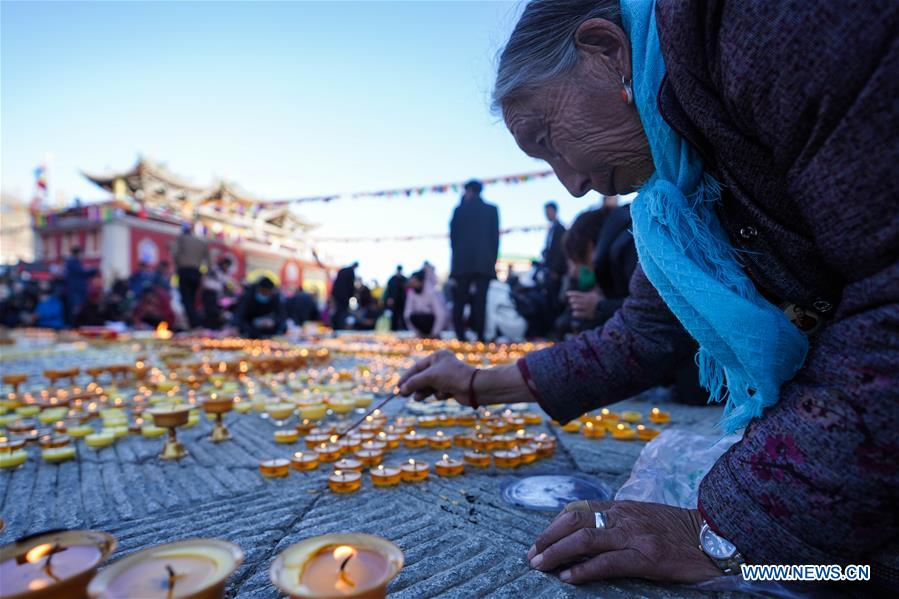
[0,375,731,597]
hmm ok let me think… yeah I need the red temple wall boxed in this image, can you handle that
[39,228,102,269]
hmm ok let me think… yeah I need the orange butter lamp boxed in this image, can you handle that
[87,538,243,599]
[270,534,403,599]
[0,529,116,599]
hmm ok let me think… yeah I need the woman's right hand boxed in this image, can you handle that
[397,349,476,405]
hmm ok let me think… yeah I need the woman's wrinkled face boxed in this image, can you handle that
[503,23,654,197]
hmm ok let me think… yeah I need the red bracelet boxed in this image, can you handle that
[468,368,480,409]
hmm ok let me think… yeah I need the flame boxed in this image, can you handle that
[442,454,449,461]
[155,322,173,340]
[333,545,356,561]
[329,435,338,444]
[408,458,415,465]
[25,543,54,564]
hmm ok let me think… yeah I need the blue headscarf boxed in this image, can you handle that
[621,0,808,433]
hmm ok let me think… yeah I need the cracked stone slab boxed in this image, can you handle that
[0,357,734,598]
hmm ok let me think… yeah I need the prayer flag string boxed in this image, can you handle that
[258,170,554,206]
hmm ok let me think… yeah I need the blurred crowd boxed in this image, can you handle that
[2,180,655,350]
[0,224,324,338]
[328,181,644,347]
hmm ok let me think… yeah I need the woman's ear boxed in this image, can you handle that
[574,18,632,81]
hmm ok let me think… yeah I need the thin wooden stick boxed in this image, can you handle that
[332,394,397,440]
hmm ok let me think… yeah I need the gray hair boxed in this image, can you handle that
[492,0,621,114]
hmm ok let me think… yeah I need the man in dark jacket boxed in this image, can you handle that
[449,180,499,341]
[63,246,98,325]
[541,201,567,313]
[330,262,357,330]
[384,265,407,330]
[542,201,567,273]
[233,277,286,338]
[171,223,210,329]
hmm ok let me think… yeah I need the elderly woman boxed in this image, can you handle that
[399,0,897,586]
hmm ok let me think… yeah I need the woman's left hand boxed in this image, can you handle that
[527,500,722,584]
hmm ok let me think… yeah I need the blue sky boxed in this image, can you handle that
[2,0,606,282]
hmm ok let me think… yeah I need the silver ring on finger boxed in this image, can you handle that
[594,511,607,529]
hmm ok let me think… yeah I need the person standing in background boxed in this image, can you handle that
[331,262,357,329]
[63,246,98,325]
[449,180,499,342]
[171,223,210,329]
[384,265,407,330]
[201,256,234,330]
[541,200,567,314]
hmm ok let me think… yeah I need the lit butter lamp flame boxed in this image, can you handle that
[333,545,357,592]
[25,542,64,583]
[156,321,173,340]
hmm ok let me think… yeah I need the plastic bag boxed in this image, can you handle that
[615,428,740,507]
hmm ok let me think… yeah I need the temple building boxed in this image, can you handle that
[31,158,333,297]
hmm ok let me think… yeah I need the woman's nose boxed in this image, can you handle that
[551,163,592,197]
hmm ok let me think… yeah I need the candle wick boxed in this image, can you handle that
[42,544,63,582]
[166,564,178,597]
[338,554,356,589]
[339,554,353,572]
